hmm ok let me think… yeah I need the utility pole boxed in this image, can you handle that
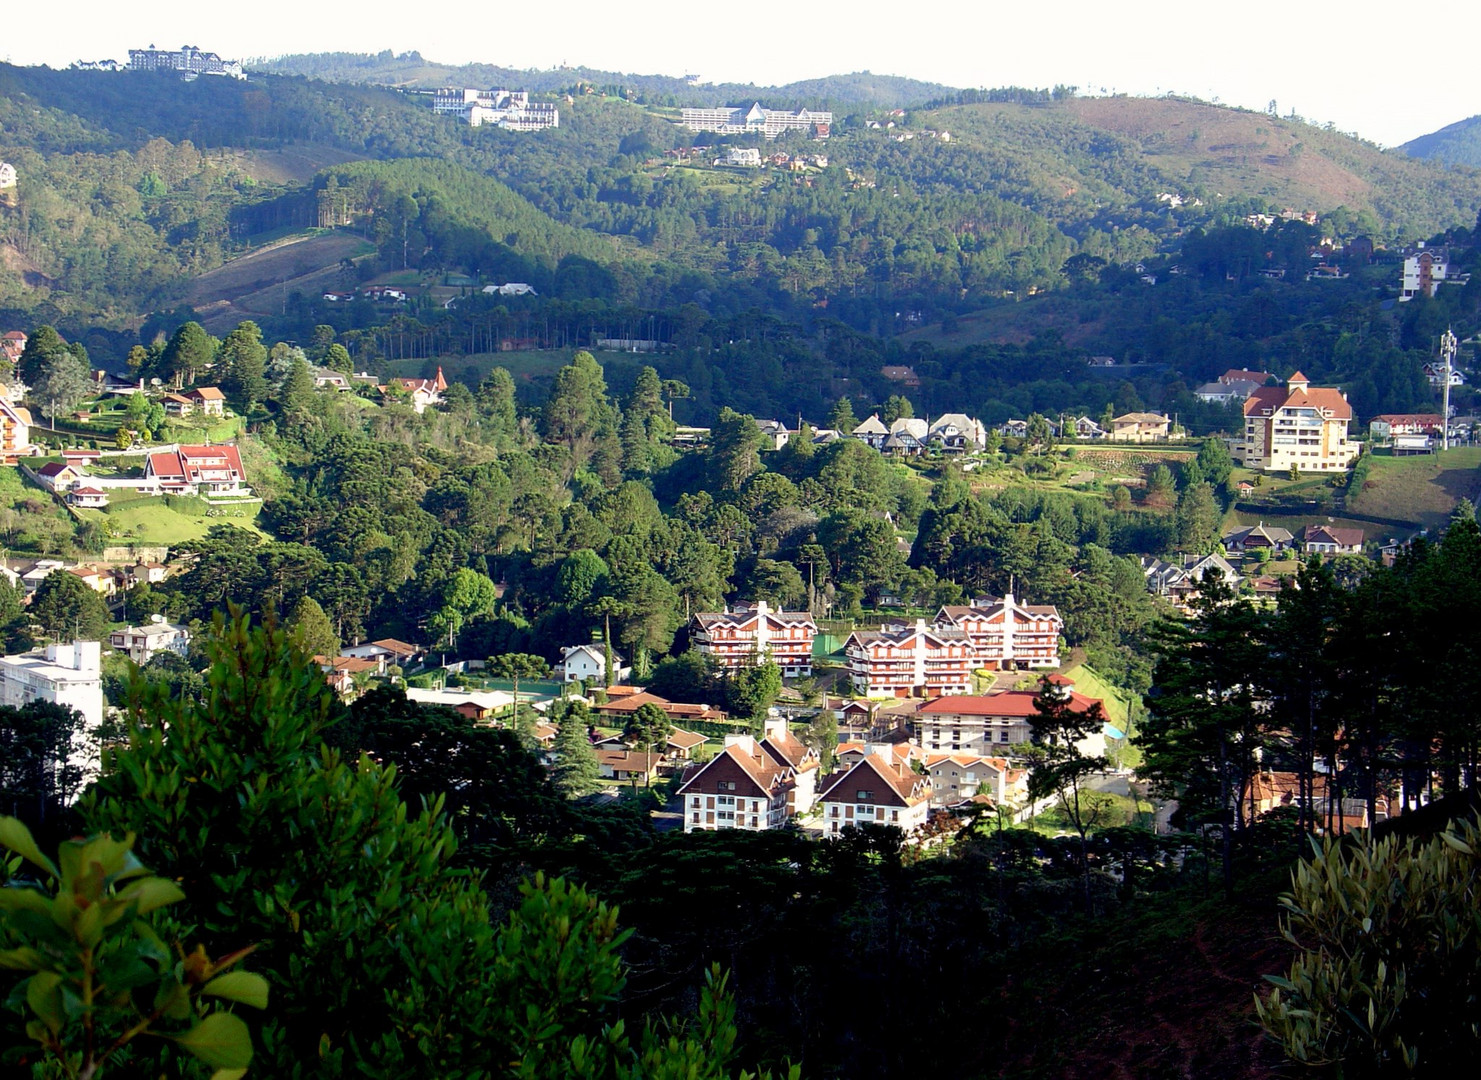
[1440,327,1457,451]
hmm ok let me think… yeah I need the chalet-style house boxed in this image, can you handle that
[927,414,988,452]
[0,330,26,365]
[592,690,727,726]
[144,444,248,495]
[851,414,890,448]
[691,600,818,677]
[1221,523,1294,555]
[915,687,1109,756]
[1140,553,1242,609]
[554,643,629,684]
[1237,372,1357,473]
[1109,412,1178,443]
[923,753,1025,808]
[677,736,794,832]
[817,752,933,837]
[882,417,929,455]
[389,367,447,413]
[1303,524,1364,555]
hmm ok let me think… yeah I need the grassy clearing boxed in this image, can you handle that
[80,495,265,545]
[1345,447,1481,529]
[1024,791,1155,835]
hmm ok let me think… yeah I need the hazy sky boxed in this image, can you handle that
[3,1,1475,147]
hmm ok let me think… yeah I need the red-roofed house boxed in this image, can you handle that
[66,486,109,508]
[1368,414,1444,440]
[924,753,1024,807]
[1238,373,1358,473]
[818,752,933,836]
[1303,524,1364,555]
[144,444,248,494]
[389,367,447,413]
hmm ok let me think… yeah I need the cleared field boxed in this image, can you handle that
[1345,447,1481,529]
[227,144,364,185]
[77,495,265,546]
[184,232,376,332]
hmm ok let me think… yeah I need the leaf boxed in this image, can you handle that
[0,888,52,917]
[118,876,186,915]
[26,971,64,1036]
[202,971,270,1010]
[0,818,59,880]
[210,1071,249,1080]
[170,1011,254,1069]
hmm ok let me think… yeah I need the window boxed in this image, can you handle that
[892,810,900,822]
[857,790,874,801]
[691,813,699,822]
[830,806,839,817]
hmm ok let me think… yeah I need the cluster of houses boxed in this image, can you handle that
[1,555,169,600]
[27,443,252,506]
[322,285,410,305]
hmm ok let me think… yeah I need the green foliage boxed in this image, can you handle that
[29,572,110,643]
[1256,817,1481,1075]
[287,594,339,660]
[0,701,88,844]
[0,816,267,1079]
[723,661,782,722]
[551,698,601,798]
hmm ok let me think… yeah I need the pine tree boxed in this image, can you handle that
[288,594,339,660]
[552,699,601,797]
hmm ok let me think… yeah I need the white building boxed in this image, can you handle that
[432,89,558,130]
[724,147,762,167]
[1400,249,1448,301]
[0,162,16,190]
[109,617,191,665]
[817,751,932,837]
[128,45,244,79]
[554,643,629,684]
[0,641,104,733]
[682,103,832,139]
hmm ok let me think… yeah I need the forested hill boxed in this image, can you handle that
[250,51,958,109]
[1400,114,1481,169]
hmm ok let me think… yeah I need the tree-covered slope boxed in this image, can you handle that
[1400,114,1481,170]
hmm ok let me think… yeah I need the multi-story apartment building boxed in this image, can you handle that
[681,103,832,139]
[932,593,1062,670]
[691,600,818,677]
[915,687,1107,756]
[432,89,559,130]
[676,733,796,832]
[755,717,822,815]
[0,398,32,463]
[844,619,977,697]
[818,752,932,837]
[0,641,104,731]
[128,46,244,79]
[1400,249,1449,301]
[1237,372,1358,474]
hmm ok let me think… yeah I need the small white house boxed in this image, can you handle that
[555,643,629,684]
[109,617,191,665]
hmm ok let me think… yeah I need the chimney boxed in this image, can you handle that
[762,716,788,742]
[724,734,758,753]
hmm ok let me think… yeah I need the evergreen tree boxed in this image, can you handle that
[279,356,317,413]
[162,321,217,386]
[219,321,268,409]
[551,699,601,797]
[29,572,109,642]
[288,594,340,660]
[826,396,857,433]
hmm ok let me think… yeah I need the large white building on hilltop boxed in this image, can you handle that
[432,89,559,130]
[128,46,244,80]
[1237,372,1359,474]
[682,103,832,139]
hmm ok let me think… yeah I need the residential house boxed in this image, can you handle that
[593,691,728,726]
[1423,361,1465,388]
[144,444,248,495]
[676,735,796,832]
[341,638,422,667]
[160,393,197,417]
[818,752,933,837]
[404,687,515,723]
[1221,523,1295,555]
[67,566,115,596]
[1086,355,1117,368]
[66,487,109,508]
[0,330,26,364]
[835,740,917,771]
[882,417,930,456]
[109,620,187,664]
[483,283,538,297]
[924,753,1025,808]
[851,414,890,448]
[915,687,1108,757]
[596,750,663,784]
[1368,414,1444,441]
[724,147,762,167]
[18,560,66,593]
[1194,379,1262,404]
[665,728,708,762]
[184,386,226,416]
[312,368,353,390]
[389,367,448,413]
[1249,770,1383,833]
[0,396,31,462]
[1141,553,1242,608]
[1400,249,1449,301]
[880,364,921,388]
[931,593,1063,670]
[1219,369,1275,388]
[1068,416,1105,439]
[844,620,977,697]
[927,413,987,452]
[691,600,818,677]
[33,462,84,492]
[1237,372,1358,473]
[1110,412,1177,443]
[757,716,822,814]
[129,562,168,586]
[362,285,408,303]
[554,643,629,684]
[1303,524,1364,555]
[755,419,791,450]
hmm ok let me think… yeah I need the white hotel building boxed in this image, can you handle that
[682,103,831,139]
[432,89,559,130]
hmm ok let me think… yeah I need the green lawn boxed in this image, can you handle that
[1024,791,1155,836]
[78,495,265,545]
[1345,447,1481,529]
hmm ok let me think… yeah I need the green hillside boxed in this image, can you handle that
[1401,114,1481,170]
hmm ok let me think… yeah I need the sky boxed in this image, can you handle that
[3,0,1477,147]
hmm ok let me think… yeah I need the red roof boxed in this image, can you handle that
[1244,379,1352,421]
[917,690,1102,717]
[147,444,245,484]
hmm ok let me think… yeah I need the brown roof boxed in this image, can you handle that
[818,753,931,809]
[1304,524,1364,547]
[596,750,663,772]
[188,386,226,401]
[760,729,820,772]
[667,728,707,751]
[595,692,725,721]
[370,638,419,657]
[677,741,793,799]
[1244,381,1352,420]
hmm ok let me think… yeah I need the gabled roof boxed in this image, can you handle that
[1244,379,1352,420]
[1304,524,1364,547]
[917,689,1102,718]
[760,728,820,773]
[187,386,225,401]
[1112,411,1171,424]
[677,739,793,799]
[818,753,931,808]
[852,414,889,436]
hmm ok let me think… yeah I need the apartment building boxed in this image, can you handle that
[915,688,1107,756]
[128,46,244,79]
[0,641,104,731]
[0,398,32,463]
[677,733,796,832]
[1400,249,1448,301]
[1237,372,1358,474]
[931,593,1062,670]
[691,600,818,677]
[844,620,977,697]
[818,752,932,837]
[681,102,832,139]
